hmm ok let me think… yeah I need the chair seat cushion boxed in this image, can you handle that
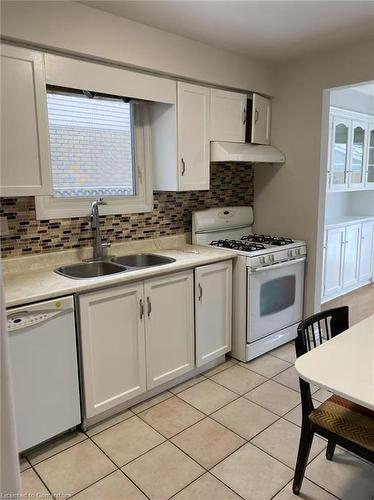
[309,395,374,451]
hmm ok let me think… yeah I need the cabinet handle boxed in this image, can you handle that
[147,296,152,317]
[242,107,246,125]
[139,299,144,320]
[254,108,259,123]
[181,158,186,176]
[198,283,203,302]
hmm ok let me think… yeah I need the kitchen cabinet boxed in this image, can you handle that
[342,223,361,288]
[144,270,194,389]
[250,93,271,145]
[210,89,247,143]
[358,220,374,282]
[151,82,210,191]
[329,116,350,190]
[195,261,232,367]
[79,283,147,418]
[323,227,345,298]
[0,44,52,196]
[349,121,367,189]
[366,123,374,188]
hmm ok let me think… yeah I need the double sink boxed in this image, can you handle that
[55,253,176,279]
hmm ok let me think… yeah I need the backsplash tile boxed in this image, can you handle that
[0,163,253,258]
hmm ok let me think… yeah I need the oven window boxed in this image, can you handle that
[260,276,296,316]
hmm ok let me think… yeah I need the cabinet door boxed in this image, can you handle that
[79,284,146,418]
[329,116,350,191]
[251,93,271,145]
[349,120,367,189]
[323,227,344,297]
[210,89,246,143]
[145,270,194,389]
[358,220,374,282]
[342,224,361,288]
[365,124,374,188]
[177,82,210,191]
[0,44,52,196]
[195,261,232,367]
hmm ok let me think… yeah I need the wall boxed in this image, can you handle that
[0,163,254,258]
[1,1,274,95]
[330,87,374,114]
[254,40,374,316]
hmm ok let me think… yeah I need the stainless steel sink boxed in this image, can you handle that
[55,261,127,279]
[111,253,176,268]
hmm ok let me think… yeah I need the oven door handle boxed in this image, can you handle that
[251,256,306,273]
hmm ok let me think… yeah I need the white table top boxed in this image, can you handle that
[295,314,374,410]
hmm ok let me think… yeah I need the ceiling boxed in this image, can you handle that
[80,1,374,63]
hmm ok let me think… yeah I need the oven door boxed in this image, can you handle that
[247,257,305,343]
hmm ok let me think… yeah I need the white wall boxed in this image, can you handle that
[0,0,274,95]
[325,191,374,219]
[254,40,374,316]
[331,88,374,114]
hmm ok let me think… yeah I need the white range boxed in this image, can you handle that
[192,206,307,362]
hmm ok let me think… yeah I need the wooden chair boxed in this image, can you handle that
[293,306,374,495]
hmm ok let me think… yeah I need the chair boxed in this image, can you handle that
[293,306,374,495]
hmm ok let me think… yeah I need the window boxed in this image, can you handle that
[35,88,153,219]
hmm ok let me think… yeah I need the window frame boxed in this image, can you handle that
[35,102,153,220]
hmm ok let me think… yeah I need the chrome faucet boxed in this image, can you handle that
[90,198,111,261]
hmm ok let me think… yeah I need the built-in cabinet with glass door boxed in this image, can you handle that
[328,107,374,191]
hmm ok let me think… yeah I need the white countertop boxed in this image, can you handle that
[3,235,235,308]
[295,314,374,410]
[325,215,374,228]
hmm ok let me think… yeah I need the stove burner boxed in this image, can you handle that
[241,234,294,246]
[210,239,266,252]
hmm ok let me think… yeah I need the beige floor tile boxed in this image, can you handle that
[251,419,326,469]
[92,415,165,466]
[21,469,49,496]
[211,443,293,500]
[240,354,291,378]
[269,342,297,363]
[170,375,206,394]
[171,417,245,469]
[312,388,333,403]
[245,380,300,416]
[19,456,31,472]
[203,359,236,377]
[86,409,133,437]
[211,397,278,440]
[27,431,87,465]
[172,472,242,500]
[34,439,116,497]
[73,470,146,499]
[273,366,302,392]
[138,396,204,438]
[273,478,337,500]
[177,379,237,414]
[211,365,267,395]
[123,441,204,500]
[131,391,173,414]
[283,400,320,427]
[306,447,374,500]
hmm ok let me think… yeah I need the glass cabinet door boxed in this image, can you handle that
[366,124,374,187]
[330,117,350,190]
[349,120,366,188]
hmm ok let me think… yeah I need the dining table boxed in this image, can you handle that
[295,313,374,411]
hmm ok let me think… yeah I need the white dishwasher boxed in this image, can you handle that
[7,296,81,452]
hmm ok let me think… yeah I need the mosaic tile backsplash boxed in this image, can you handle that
[0,163,254,258]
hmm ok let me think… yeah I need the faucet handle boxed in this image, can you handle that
[98,197,107,206]
[102,241,111,248]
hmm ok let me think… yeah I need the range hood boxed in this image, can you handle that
[210,141,285,164]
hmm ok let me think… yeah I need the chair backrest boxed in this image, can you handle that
[296,306,349,419]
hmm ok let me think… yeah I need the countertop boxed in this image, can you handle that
[3,235,236,308]
[325,215,374,228]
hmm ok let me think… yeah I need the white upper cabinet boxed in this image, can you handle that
[349,120,367,189]
[366,123,374,188]
[210,89,246,143]
[195,261,232,367]
[250,93,271,145]
[151,82,210,191]
[329,116,350,191]
[1,44,52,197]
[144,270,194,389]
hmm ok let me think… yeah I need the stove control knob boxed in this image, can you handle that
[268,254,275,263]
[259,256,266,264]
[296,248,301,256]
[288,249,294,258]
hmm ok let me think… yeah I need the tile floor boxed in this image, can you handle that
[20,341,374,500]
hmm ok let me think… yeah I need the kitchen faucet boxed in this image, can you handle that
[90,198,111,261]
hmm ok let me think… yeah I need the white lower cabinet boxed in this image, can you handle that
[79,283,146,419]
[145,270,194,389]
[323,227,345,298]
[359,220,374,281]
[195,261,232,367]
[342,223,361,288]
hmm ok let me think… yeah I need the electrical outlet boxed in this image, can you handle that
[0,217,9,236]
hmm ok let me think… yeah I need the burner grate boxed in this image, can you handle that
[210,239,265,252]
[241,234,294,246]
